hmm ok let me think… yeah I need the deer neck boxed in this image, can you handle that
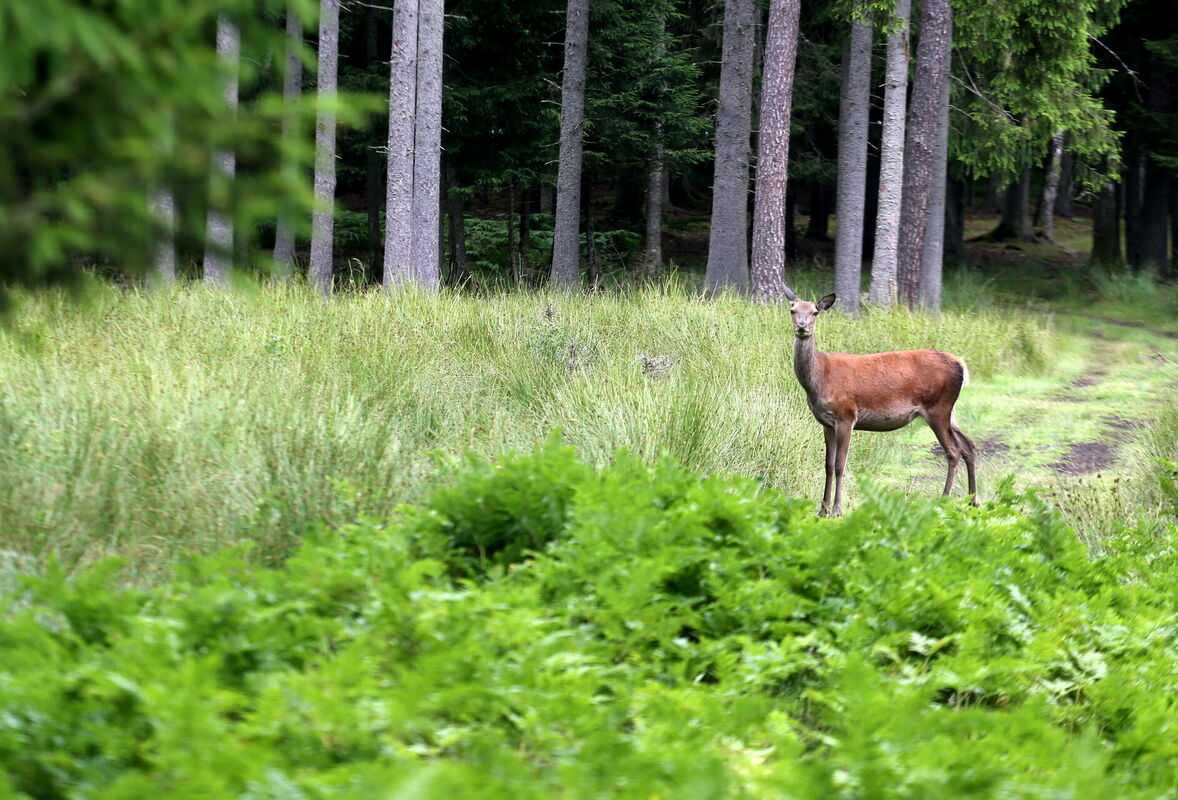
[793,332,823,395]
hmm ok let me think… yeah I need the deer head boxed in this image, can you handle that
[788,293,836,339]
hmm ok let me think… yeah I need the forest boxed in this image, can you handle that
[2,0,1178,796]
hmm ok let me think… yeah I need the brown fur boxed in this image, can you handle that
[789,293,978,516]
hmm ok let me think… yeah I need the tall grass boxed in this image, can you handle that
[0,282,1052,574]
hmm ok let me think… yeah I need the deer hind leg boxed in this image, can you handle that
[952,424,979,505]
[831,421,853,517]
[927,413,961,497]
[820,424,837,516]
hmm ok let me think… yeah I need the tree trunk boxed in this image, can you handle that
[519,186,532,278]
[705,0,757,294]
[989,167,1035,241]
[150,120,176,284]
[383,0,418,288]
[868,0,910,307]
[550,0,590,290]
[203,16,240,286]
[944,175,965,262]
[918,58,951,310]
[1054,146,1074,218]
[1036,131,1064,243]
[834,17,872,314]
[895,0,951,308]
[309,0,340,296]
[584,174,598,288]
[411,0,443,290]
[1141,166,1171,277]
[1123,138,1144,269]
[444,161,470,286]
[985,173,1005,214]
[642,143,665,279]
[750,0,802,302]
[364,7,383,277]
[274,8,303,279]
[806,182,831,241]
[1090,179,1121,268]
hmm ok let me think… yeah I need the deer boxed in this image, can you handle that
[783,286,978,517]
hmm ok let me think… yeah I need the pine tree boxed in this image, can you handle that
[868,0,910,307]
[384,0,419,287]
[550,0,591,290]
[203,16,241,286]
[750,0,802,301]
[833,16,872,314]
[310,0,340,296]
[705,0,757,294]
[412,0,444,290]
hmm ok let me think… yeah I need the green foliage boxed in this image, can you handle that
[0,283,1056,569]
[3,445,1178,797]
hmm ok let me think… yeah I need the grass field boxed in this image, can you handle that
[0,278,1055,576]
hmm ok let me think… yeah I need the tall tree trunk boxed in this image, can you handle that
[149,119,176,284]
[985,173,1005,213]
[1036,131,1064,242]
[868,0,910,306]
[411,0,443,290]
[444,161,470,286]
[519,186,532,278]
[750,0,802,302]
[705,0,757,294]
[1090,179,1121,268]
[584,174,599,288]
[383,0,418,288]
[1123,137,1144,269]
[918,59,951,310]
[642,143,665,279]
[834,17,872,314]
[550,0,590,290]
[274,8,302,278]
[1141,166,1171,277]
[1054,146,1074,218]
[895,0,951,308]
[204,16,240,286]
[944,175,965,262]
[364,7,383,277]
[989,167,1035,241]
[310,0,341,296]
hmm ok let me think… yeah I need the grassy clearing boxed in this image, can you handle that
[0,280,1051,575]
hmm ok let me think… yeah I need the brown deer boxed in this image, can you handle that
[784,287,978,516]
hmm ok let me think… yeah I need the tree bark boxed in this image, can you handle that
[274,8,302,279]
[550,0,590,290]
[383,0,418,288]
[364,7,383,277]
[309,0,340,296]
[444,161,470,287]
[750,0,802,302]
[1123,137,1144,269]
[203,16,240,286]
[918,60,951,310]
[868,0,910,307]
[411,0,443,290]
[705,0,757,294]
[834,17,872,314]
[896,0,951,308]
[1036,131,1064,243]
[1141,166,1171,277]
[989,167,1036,241]
[944,175,965,262]
[1090,179,1121,268]
[642,144,665,279]
[1054,146,1074,218]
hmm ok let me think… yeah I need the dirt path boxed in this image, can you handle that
[868,312,1176,516]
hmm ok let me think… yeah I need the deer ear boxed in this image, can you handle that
[816,293,836,311]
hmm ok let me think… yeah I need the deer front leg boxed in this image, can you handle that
[831,421,853,517]
[820,424,836,516]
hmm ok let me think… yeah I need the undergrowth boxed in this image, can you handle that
[2,443,1177,797]
[0,281,1052,573]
